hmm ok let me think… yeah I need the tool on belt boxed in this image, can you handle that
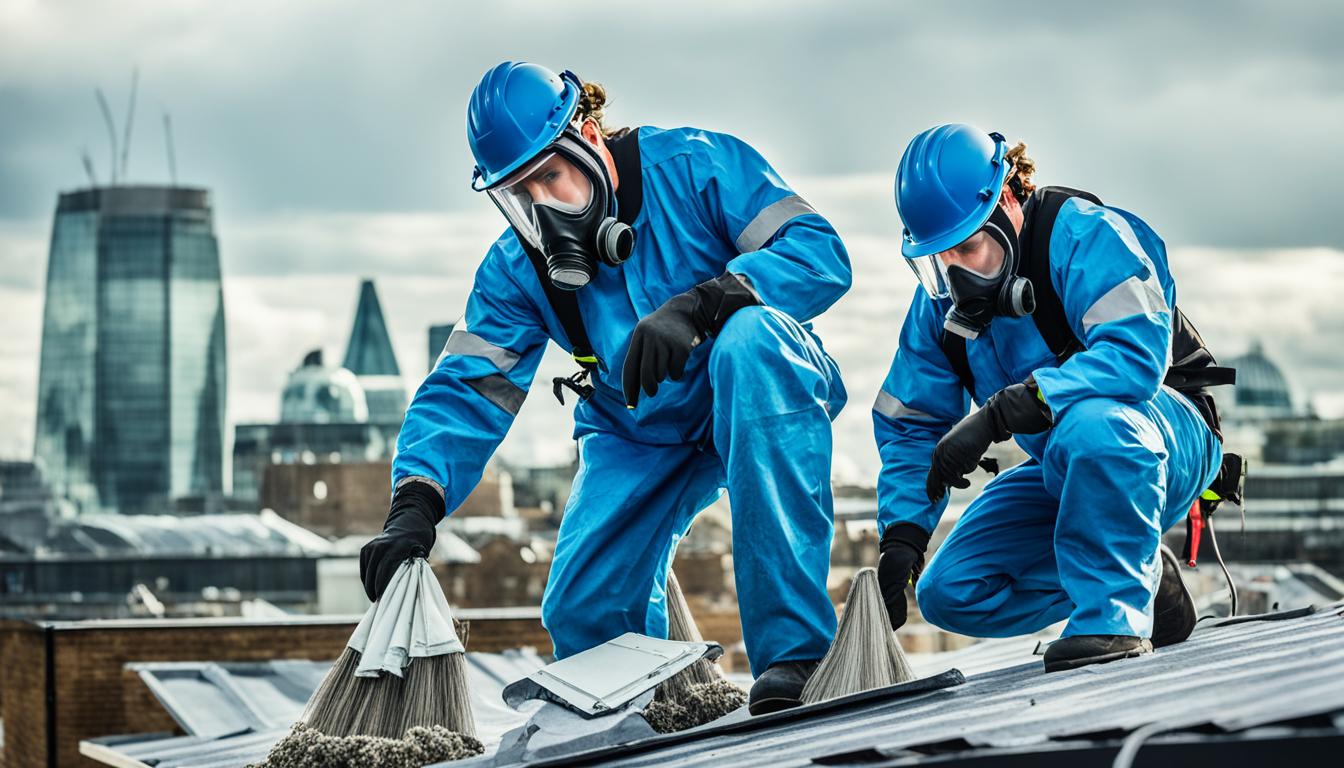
[1182,453,1247,616]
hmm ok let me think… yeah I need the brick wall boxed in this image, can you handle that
[0,622,48,768]
[0,609,547,768]
[259,461,393,536]
[261,462,506,536]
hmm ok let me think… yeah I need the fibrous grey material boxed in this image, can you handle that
[303,649,476,739]
[300,559,475,739]
[249,722,482,767]
[660,570,726,692]
[647,571,746,731]
[644,680,748,734]
[800,567,915,703]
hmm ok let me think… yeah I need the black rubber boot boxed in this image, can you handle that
[747,659,821,715]
[1043,635,1152,673]
[1152,544,1197,648]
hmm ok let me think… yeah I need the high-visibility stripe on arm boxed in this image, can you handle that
[874,389,939,422]
[734,194,818,253]
[464,374,526,416]
[1081,273,1169,334]
[437,330,522,372]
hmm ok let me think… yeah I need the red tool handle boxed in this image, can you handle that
[1186,498,1203,568]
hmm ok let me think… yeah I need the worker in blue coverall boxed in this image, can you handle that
[360,62,849,712]
[874,124,1221,672]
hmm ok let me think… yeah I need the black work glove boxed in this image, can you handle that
[878,523,931,630]
[622,272,758,407]
[360,481,444,601]
[926,378,1052,503]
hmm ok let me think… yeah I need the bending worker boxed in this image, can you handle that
[874,124,1225,672]
[361,62,850,712]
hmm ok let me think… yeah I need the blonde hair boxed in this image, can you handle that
[575,80,626,139]
[1004,141,1037,199]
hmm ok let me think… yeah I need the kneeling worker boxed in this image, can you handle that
[874,124,1233,672]
[361,62,851,711]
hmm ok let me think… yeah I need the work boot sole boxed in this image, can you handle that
[748,696,803,716]
[1043,642,1151,674]
[1152,545,1197,648]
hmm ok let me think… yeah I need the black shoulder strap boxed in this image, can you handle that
[937,186,1101,395]
[516,129,645,404]
[1021,186,1101,361]
[940,328,975,396]
[520,241,599,370]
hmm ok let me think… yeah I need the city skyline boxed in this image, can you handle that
[2,2,1342,481]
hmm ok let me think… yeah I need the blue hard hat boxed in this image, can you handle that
[467,62,582,191]
[895,124,1010,258]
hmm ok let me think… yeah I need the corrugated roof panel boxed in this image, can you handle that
[475,603,1344,768]
[83,649,549,767]
[83,606,1344,768]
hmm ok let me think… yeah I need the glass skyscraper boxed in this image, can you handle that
[342,279,406,424]
[33,186,226,514]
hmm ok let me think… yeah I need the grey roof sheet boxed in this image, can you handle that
[82,605,1344,768]
[474,602,1344,768]
[32,510,332,558]
[81,649,547,768]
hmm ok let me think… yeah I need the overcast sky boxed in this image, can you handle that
[2,1,1341,481]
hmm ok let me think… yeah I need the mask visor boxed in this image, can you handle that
[906,253,952,299]
[487,152,595,250]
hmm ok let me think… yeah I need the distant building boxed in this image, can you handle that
[1217,341,1295,423]
[33,186,226,515]
[233,279,413,502]
[342,279,407,424]
[0,510,330,619]
[232,349,399,502]
[258,460,510,537]
[0,461,58,556]
[428,322,456,374]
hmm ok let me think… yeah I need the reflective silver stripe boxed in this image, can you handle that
[441,330,521,372]
[465,374,526,415]
[1082,274,1168,334]
[395,475,445,500]
[874,390,937,422]
[734,194,818,253]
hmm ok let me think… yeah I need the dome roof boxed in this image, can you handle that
[279,350,370,424]
[1224,341,1293,415]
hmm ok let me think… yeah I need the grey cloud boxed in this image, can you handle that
[2,1,1342,247]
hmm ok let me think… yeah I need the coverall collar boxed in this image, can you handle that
[607,128,643,226]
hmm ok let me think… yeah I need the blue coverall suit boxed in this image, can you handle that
[394,126,850,675]
[874,198,1222,640]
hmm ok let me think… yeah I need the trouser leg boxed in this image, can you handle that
[541,431,723,658]
[708,306,846,676]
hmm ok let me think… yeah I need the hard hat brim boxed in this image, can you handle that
[900,157,1010,259]
[472,75,582,192]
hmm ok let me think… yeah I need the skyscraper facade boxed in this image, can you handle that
[343,279,406,424]
[33,186,226,514]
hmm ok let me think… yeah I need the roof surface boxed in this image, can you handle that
[21,509,332,558]
[80,649,547,767]
[79,603,1344,768]
[468,602,1344,768]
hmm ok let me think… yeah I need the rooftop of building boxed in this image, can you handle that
[64,600,1344,768]
[56,184,212,215]
[468,602,1344,768]
[2,509,333,560]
